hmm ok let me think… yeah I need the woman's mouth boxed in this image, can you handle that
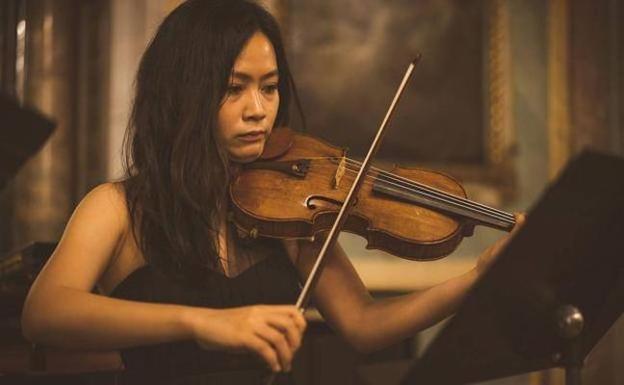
[237,130,266,142]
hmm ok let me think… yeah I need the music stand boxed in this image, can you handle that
[401,150,624,385]
[0,93,55,190]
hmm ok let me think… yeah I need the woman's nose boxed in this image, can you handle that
[243,90,266,122]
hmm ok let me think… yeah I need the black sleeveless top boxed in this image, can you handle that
[110,234,301,385]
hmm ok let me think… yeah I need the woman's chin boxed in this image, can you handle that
[229,150,262,164]
[228,141,266,164]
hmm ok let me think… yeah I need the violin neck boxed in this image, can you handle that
[372,179,516,232]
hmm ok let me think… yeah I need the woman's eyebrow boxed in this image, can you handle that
[232,69,279,81]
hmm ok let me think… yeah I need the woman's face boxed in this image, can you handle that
[217,31,280,163]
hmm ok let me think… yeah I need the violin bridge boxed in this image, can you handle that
[333,153,347,189]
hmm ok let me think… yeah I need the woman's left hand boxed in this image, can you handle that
[475,212,526,277]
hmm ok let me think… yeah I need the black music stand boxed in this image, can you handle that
[0,93,55,190]
[401,150,624,385]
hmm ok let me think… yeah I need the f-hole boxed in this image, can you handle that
[305,195,358,210]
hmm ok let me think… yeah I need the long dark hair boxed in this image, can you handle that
[123,0,300,284]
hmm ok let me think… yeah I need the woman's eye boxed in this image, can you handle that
[262,84,278,94]
[227,84,244,95]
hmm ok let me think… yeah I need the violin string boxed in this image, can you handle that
[341,158,515,221]
[308,160,515,225]
[300,156,513,220]
[339,165,515,226]
[308,157,515,224]
[285,156,514,224]
[343,158,514,219]
[325,163,514,226]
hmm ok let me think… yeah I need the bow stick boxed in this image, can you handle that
[266,55,421,384]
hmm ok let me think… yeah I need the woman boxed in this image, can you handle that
[21,1,523,384]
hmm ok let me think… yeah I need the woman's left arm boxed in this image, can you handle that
[283,213,525,353]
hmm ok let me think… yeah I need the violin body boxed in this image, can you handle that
[230,128,474,261]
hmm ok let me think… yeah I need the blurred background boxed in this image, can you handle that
[0,0,622,384]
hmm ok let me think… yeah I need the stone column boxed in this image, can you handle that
[11,0,78,246]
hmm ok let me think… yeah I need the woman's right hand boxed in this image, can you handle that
[185,305,306,372]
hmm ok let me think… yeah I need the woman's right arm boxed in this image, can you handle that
[21,183,305,372]
[21,183,196,350]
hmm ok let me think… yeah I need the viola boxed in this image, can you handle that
[229,126,516,262]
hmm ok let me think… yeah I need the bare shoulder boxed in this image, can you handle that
[60,182,130,243]
[77,183,145,293]
[79,182,128,222]
[69,181,132,256]
[25,182,133,293]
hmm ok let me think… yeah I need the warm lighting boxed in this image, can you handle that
[16,19,26,101]
[17,19,25,37]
